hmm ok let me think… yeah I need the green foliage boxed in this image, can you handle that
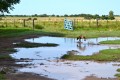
[0,25,5,28]
[101,15,108,20]
[108,11,115,20]
[0,0,20,13]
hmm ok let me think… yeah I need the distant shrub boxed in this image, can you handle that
[35,25,44,29]
[26,18,32,21]
[33,18,37,20]
[15,25,19,28]
[0,25,5,28]
[0,18,2,20]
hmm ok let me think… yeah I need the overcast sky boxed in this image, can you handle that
[7,0,120,15]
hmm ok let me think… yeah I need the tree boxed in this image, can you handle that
[84,14,93,19]
[101,15,108,20]
[40,14,48,17]
[93,14,100,19]
[108,11,115,20]
[51,14,55,17]
[0,0,20,14]
[56,15,60,17]
[64,14,69,17]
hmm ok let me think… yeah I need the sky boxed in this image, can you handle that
[7,0,120,15]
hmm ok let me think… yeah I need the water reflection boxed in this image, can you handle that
[77,43,86,51]
[11,36,120,80]
[25,36,120,56]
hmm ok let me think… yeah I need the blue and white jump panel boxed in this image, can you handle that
[64,18,73,30]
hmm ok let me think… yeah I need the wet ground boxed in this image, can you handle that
[0,35,54,80]
[10,36,120,80]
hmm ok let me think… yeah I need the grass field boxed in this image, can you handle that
[0,17,120,39]
[1,17,120,30]
[0,25,120,38]
[0,27,120,38]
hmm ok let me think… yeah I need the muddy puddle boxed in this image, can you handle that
[11,36,120,80]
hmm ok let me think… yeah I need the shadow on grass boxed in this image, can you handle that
[0,28,65,38]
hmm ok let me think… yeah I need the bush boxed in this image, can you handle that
[0,18,2,20]
[35,25,44,29]
[0,25,5,28]
[33,18,37,20]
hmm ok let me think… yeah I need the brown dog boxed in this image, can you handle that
[77,35,86,42]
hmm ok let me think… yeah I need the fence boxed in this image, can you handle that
[0,18,120,29]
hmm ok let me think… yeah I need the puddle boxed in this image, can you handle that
[11,36,120,80]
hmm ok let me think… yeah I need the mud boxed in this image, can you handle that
[5,72,54,80]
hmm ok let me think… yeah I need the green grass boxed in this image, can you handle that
[0,28,32,37]
[4,48,17,52]
[0,26,120,38]
[115,74,120,77]
[115,68,120,78]
[117,68,120,72]
[0,54,13,60]
[14,42,58,48]
[1,48,17,53]
[0,28,65,38]
[61,49,120,61]
[0,73,5,80]
[0,48,17,60]
[100,40,120,44]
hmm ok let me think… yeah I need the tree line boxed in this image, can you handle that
[3,11,116,20]
[0,0,117,20]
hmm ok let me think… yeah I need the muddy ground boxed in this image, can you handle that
[0,35,119,80]
[84,76,119,80]
[0,35,54,80]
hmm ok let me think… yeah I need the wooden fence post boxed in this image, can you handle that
[96,18,99,27]
[33,19,35,30]
[5,19,7,27]
[14,19,15,27]
[106,20,108,28]
[81,20,83,28]
[23,19,25,27]
[116,20,117,27]
[89,19,91,27]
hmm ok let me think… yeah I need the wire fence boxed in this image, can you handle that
[0,18,120,29]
